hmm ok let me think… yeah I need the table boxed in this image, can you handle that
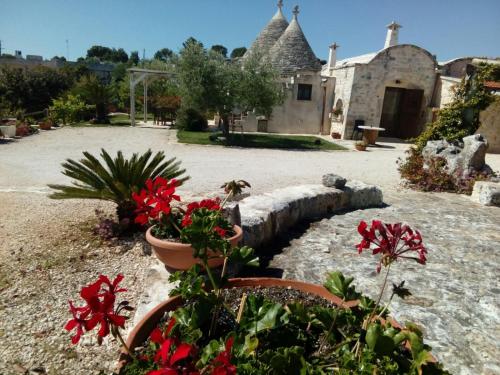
[358,126,385,145]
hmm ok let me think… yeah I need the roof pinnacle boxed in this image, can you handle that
[277,0,283,10]
[292,5,299,19]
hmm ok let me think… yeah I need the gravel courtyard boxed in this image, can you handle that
[0,126,499,374]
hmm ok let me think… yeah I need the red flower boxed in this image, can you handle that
[211,337,236,375]
[147,319,199,375]
[356,220,427,273]
[133,177,180,225]
[64,301,91,344]
[65,274,129,344]
[214,226,227,238]
[181,198,221,228]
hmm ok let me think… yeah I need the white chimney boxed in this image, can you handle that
[328,43,338,70]
[384,21,402,48]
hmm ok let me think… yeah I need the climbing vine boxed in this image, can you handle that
[414,62,500,150]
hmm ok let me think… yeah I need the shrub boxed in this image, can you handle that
[398,147,493,194]
[176,107,208,131]
[49,94,90,125]
[48,149,189,229]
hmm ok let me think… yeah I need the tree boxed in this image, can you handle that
[72,75,113,123]
[230,47,247,59]
[176,41,283,136]
[0,66,74,113]
[129,51,140,65]
[86,45,129,63]
[235,53,284,118]
[210,45,228,58]
[183,37,203,49]
[154,48,174,62]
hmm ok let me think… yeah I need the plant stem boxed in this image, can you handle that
[115,327,136,361]
[318,297,345,353]
[204,260,219,293]
[376,293,395,320]
[366,263,392,327]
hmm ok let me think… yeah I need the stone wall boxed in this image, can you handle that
[237,180,383,249]
[330,65,357,138]
[241,71,334,135]
[344,45,437,139]
[436,75,461,108]
[476,99,500,154]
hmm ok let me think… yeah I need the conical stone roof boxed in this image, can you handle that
[243,5,289,60]
[268,7,321,75]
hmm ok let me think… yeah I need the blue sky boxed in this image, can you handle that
[1,0,499,62]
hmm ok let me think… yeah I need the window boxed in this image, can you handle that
[297,84,312,101]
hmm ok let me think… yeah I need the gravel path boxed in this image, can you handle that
[0,126,410,196]
[1,126,499,374]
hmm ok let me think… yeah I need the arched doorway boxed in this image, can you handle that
[380,86,424,138]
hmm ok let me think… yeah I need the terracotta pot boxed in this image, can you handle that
[39,121,52,130]
[355,144,367,151]
[119,277,359,369]
[145,225,243,270]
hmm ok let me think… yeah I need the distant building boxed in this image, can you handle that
[240,2,498,140]
[0,50,115,83]
[241,2,333,135]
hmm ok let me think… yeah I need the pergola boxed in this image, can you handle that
[127,68,176,126]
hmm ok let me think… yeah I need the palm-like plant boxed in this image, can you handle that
[48,149,189,223]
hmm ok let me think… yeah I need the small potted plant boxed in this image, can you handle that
[331,131,341,139]
[65,219,449,374]
[39,118,53,130]
[133,178,250,270]
[355,140,368,151]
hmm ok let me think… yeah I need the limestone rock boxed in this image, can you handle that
[471,181,500,206]
[422,134,491,177]
[239,182,383,249]
[322,173,347,188]
[344,181,384,209]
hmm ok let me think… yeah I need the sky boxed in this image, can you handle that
[1,0,499,63]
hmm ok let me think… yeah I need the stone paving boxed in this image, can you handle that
[269,190,500,375]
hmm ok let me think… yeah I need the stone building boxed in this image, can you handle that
[323,22,438,139]
[240,2,334,134]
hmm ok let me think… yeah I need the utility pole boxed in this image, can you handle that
[0,40,2,56]
[65,39,69,61]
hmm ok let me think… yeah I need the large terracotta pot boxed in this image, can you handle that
[120,277,359,369]
[145,225,243,270]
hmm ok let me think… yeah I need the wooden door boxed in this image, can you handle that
[380,87,403,137]
[398,89,424,139]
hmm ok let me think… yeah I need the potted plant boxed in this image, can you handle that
[38,119,53,130]
[133,178,250,270]
[65,219,449,374]
[0,120,17,138]
[331,131,341,139]
[355,140,368,151]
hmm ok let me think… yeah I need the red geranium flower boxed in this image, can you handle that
[356,220,427,273]
[132,177,180,225]
[147,319,199,375]
[214,226,227,238]
[211,337,236,375]
[65,274,129,344]
[181,198,221,228]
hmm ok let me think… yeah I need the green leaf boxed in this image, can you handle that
[323,271,360,300]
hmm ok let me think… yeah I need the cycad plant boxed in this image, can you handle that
[48,149,188,224]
